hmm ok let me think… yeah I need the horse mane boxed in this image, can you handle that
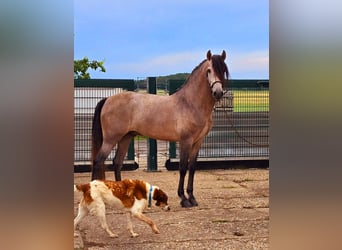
[211,54,229,83]
[172,53,229,94]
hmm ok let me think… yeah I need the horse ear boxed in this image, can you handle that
[207,50,212,60]
[221,50,226,60]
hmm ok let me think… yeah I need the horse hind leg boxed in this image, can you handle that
[92,141,115,180]
[112,133,134,181]
[186,142,202,207]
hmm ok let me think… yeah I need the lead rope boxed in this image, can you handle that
[215,91,269,147]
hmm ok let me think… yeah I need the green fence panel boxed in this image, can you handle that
[168,79,269,161]
[74,79,135,90]
[74,79,136,165]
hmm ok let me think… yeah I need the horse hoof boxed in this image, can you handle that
[180,199,192,208]
[188,197,198,206]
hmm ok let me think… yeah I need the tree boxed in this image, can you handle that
[74,57,106,79]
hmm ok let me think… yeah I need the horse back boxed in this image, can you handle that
[101,91,212,142]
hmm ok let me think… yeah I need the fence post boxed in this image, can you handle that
[126,81,135,162]
[147,77,158,171]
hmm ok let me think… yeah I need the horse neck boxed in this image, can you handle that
[173,62,215,114]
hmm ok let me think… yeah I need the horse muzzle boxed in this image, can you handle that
[210,80,224,101]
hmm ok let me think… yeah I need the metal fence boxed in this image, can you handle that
[168,79,269,164]
[74,78,269,171]
[74,79,136,169]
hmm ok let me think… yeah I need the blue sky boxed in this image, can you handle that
[74,0,269,79]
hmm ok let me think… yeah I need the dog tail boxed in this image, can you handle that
[74,183,90,193]
[74,184,81,192]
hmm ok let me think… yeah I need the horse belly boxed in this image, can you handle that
[134,116,180,141]
[129,95,181,141]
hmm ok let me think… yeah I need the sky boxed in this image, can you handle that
[74,0,269,79]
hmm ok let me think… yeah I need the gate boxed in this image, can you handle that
[74,79,138,172]
[74,78,269,172]
[166,79,269,169]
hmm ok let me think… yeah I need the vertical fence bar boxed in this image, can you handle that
[126,81,136,162]
[147,77,158,171]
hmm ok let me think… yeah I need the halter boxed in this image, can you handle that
[148,185,153,207]
[209,80,223,90]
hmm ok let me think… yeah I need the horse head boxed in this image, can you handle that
[206,50,228,101]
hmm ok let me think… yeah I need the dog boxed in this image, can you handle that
[74,179,169,238]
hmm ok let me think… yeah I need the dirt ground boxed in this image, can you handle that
[74,168,269,250]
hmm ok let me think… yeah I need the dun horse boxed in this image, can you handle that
[91,50,229,207]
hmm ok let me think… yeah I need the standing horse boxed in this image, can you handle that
[91,50,229,207]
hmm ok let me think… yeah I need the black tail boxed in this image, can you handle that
[91,98,107,163]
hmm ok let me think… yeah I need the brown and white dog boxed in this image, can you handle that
[74,179,169,238]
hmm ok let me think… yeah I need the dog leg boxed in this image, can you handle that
[74,203,88,237]
[95,202,118,238]
[132,212,160,234]
[126,213,139,238]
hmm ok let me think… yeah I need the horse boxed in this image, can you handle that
[91,50,229,208]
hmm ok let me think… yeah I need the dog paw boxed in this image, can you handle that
[130,232,139,238]
[109,233,119,238]
[152,226,160,234]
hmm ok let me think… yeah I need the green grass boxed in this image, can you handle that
[232,90,269,112]
[137,89,269,112]
[134,135,147,141]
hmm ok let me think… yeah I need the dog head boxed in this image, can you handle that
[153,187,170,211]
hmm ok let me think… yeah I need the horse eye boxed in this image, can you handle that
[207,69,211,76]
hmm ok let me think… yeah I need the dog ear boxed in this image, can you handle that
[153,188,160,200]
[153,188,168,204]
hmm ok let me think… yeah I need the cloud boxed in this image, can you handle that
[229,50,269,71]
[104,49,269,79]
[228,50,269,78]
[109,51,205,77]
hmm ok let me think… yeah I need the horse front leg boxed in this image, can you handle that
[112,158,122,181]
[178,143,192,208]
[187,158,198,206]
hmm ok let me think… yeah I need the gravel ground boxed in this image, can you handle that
[74,168,269,250]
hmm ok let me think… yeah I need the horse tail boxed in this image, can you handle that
[91,97,107,162]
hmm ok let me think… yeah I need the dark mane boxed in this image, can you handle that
[211,54,229,83]
[172,53,229,94]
